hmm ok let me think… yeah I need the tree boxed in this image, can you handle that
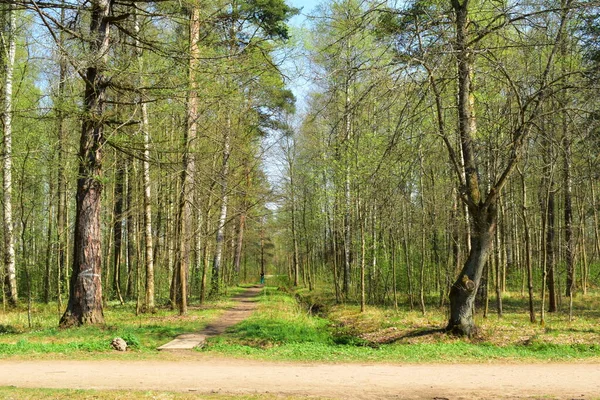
[60,0,115,326]
[1,3,18,306]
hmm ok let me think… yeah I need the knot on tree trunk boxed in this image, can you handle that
[461,275,475,292]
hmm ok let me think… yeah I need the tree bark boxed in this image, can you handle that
[2,2,17,306]
[56,3,68,309]
[135,9,155,312]
[174,5,201,312]
[211,114,230,295]
[112,158,125,304]
[446,0,499,336]
[60,0,112,327]
[447,206,496,336]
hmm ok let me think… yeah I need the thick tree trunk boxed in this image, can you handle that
[447,206,496,336]
[60,0,112,327]
[2,3,17,306]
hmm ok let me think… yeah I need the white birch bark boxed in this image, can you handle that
[2,4,17,305]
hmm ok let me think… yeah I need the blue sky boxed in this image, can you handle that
[288,0,322,25]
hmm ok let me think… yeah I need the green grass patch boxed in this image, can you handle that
[200,286,600,362]
[0,295,238,358]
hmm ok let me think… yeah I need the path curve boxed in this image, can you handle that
[0,359,598,399]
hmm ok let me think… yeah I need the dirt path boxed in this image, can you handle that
[3,288,599,398]
[0,358,598,399]
[159,286,263,350]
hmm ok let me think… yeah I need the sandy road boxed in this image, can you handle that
[0,358,598,399]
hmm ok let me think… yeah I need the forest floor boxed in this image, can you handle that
[1,287,599,399]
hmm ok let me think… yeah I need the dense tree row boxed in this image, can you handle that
[0,0,599,336]
[0,0,296,324]
[274,0,600,335]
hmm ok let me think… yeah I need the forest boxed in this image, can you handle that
[0,0,599,339]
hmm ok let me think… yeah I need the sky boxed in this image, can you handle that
[288,0,322,26]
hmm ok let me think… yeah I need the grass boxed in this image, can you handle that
[0,290,243,358]
[0,387,321,400]
[1,283,600,363]
[201,285,600,362]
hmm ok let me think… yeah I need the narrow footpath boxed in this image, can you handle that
[158,285,262,350]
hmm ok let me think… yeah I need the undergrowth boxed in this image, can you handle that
[1,283,599,363]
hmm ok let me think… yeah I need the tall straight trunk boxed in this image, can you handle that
[211,115,231,295]
[519,168,536,323]
[112,159,125,304]
[44,180,54,303]
[563,110,574,299]
[494,214,502,317]
[591,177,600,261]
[174,6,201,312]
[287,145,300,287]
[359,202,366,312]
[369,207,377,304]
[233,167,249,282]
[546,182,557,312]
[402,202,414,310]
[125,157,135,298]
[342,71,352,297]
[60,0,112,327]
[391,232,398,310]
[56,3,68,309]
[135,10,154,312]
[2,3,17,306]
[260,223,265,279]
[418,151,426,315]
[141,88,154,311]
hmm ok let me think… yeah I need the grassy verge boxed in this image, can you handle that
[0,387,320,400]
[0,288,246,358]
[202,286,600,362]
[1,284,599,363]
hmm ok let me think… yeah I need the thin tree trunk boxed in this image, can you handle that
[402,202,414,310]
[44,180,54,303]
[55,0,68,312]
[174,6,201,312]
[135,10,155,312]
[288,146,300,287]
[391,232,398,310]
[419,150,426,315]
[126,157,135,299]
[519,167,536,323]
[494,213,502,317]
[112,158,125,304]
[2,3,17,306]
[211,114,230,295]
[359,202,366,313]
[233,172,248,282]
